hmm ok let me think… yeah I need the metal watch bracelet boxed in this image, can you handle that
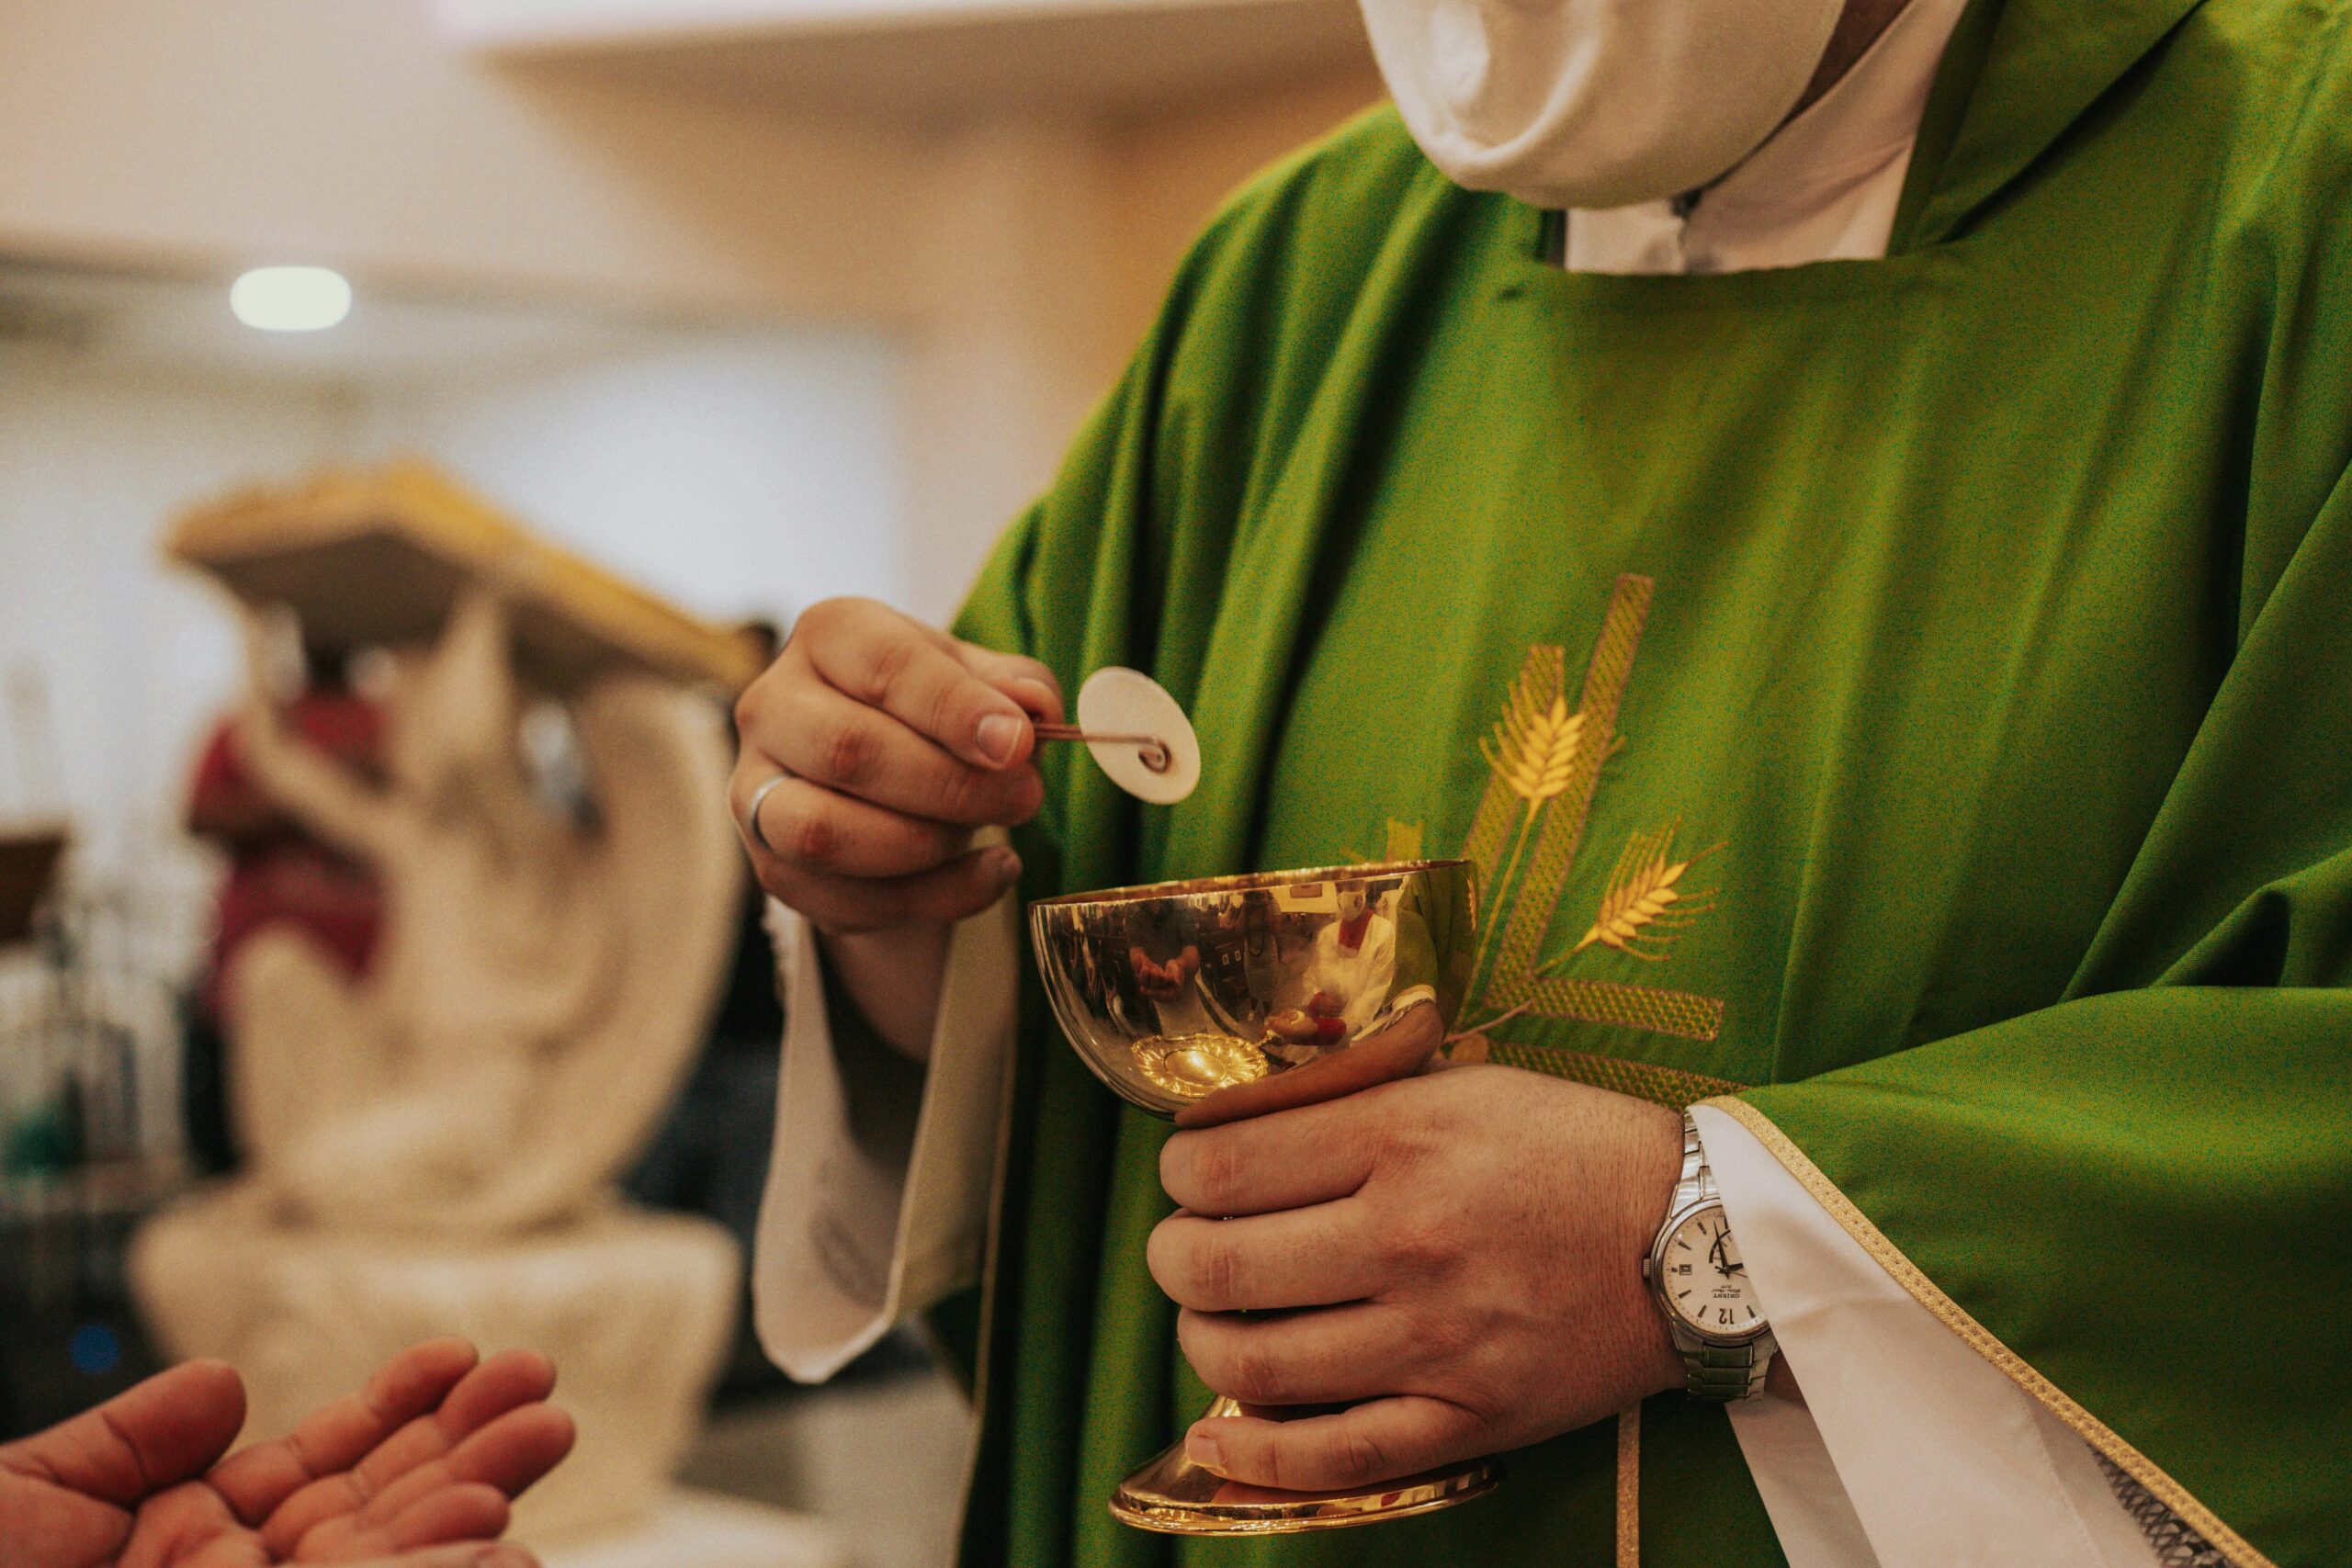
[1655,1111,1774,1402]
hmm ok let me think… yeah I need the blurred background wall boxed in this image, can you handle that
[0,0,1381,612]
[0,0,1383,978]
[0,301,906,886]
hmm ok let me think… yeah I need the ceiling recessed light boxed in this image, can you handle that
[231,266,352,333]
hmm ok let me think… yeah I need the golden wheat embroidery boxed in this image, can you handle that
[1482,671,1585,826]
[1572,824,1722,961]
[1477,659,1585,913]
[1386,580,1735,1059]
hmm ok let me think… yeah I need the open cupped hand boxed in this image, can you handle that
[0,1338,574,1568]
[1148,1065,1686,1493]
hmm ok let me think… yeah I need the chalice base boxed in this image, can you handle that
[1107,1397,1501,1535]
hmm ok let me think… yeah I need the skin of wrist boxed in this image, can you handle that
[1625,1104,1693,1399]
[815,920,950,1060]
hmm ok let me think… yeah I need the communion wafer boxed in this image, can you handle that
[1074,667,1200,805]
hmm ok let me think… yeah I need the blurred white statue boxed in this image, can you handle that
[137,582,750,1545]
[223,589,729,1232]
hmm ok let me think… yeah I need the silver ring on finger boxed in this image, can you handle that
[744,772,792,856]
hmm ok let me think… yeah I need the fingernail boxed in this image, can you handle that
[989,848,1023,886]
[976,712,1022,766]
[1186,1430,1225,1473]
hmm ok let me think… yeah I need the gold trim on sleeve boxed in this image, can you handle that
[1613,1402,1642,1568]
[1700,1096,2278,1568]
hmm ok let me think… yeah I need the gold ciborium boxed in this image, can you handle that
[1029,859,1500,1534]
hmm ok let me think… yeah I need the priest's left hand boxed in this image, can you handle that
[1149,1066,1685,1491]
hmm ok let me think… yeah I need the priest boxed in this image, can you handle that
[733,0,2352,1561]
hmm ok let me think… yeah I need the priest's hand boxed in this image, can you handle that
[1148,1066,1685,1491]
[730,597,1062,1055]
[0,1338,573,1568]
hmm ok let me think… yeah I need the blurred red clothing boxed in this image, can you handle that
[187,692,385,1021]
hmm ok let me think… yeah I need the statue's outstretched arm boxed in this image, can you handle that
[427,585,560,852]
[438,584,518,701]
[231,615,399,863]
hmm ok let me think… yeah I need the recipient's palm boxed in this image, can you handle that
[0,1340,572,1568]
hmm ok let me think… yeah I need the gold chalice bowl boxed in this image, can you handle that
[1029,859,1500,1534]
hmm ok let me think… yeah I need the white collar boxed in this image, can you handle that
[1565,0,1973,275]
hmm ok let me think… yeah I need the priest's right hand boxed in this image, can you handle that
[730,597,1061,1056]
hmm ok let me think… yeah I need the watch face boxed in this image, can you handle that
[1660,1206,1767,1341]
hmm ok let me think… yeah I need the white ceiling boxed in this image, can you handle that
[433,0,1373,118]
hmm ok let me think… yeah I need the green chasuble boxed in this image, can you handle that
[941,0,2352,1561]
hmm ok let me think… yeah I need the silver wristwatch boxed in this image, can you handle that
[1642,1111,1776,1401]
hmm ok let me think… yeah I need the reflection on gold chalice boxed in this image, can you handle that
[1029,859,1499,1534]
